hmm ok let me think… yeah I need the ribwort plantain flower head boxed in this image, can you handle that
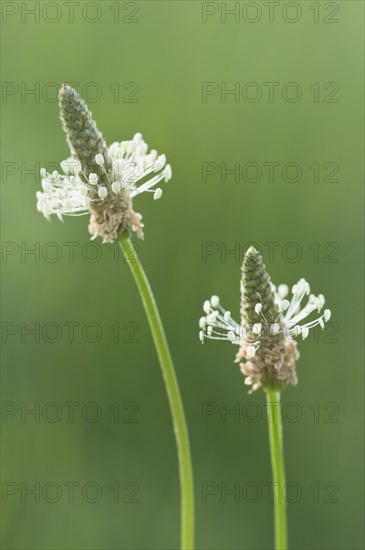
[36,84,172,243]
[199,246,331,393]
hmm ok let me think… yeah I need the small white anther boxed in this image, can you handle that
[112,181,122,194]
[210,295,219,308]
[154,154,166,171]
[203,300,211,314]
[89,173,98,185]
[98,186,107,199]
[207,326,213,335]
[95,154,104,166]
[255,303,262,315]
[153,188,163,200]
[319,318,325,329]
[280,299,289,311]
[253,323,262,335]
[40,167,46,178]
[199,331,204,343]
[224,311,231,322]
[149,149,158,162]
[302,326,309,339]
[302,281,310,294]
[199,317,206,329]
[164,164,172,182]
[324,309,331,322]
[278,284,289,298]
[227,331,236,343]
[270,323,280,335]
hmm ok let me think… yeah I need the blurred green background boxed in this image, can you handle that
[1,1,364,549]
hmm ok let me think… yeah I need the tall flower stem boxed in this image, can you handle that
[265,387,288,550]
[118,233,194,550]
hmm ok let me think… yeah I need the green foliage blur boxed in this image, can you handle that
[1,1,364,548]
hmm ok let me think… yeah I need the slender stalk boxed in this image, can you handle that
[118,233,194,550]
[265,388,288,550]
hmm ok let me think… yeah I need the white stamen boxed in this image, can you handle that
[95,154,104,166]
[153,188,163,200]
[164,165,172,181]
[98,186,107,199]
[278,284,289,298]
[112,181,121,194]
[154,154,166,171]
[255,303,262,315]
[211,295,220,308]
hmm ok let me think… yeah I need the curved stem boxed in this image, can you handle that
[118,233,194,550]
[265,388,288,550]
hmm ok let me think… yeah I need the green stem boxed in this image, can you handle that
[118,233,194,550]
[265,388,288,550]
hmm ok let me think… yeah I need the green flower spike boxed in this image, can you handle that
[199,246,331,392]
[36,84,172,243]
